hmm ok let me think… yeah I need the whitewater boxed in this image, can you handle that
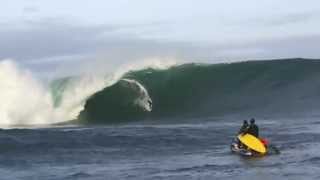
[0,58,320,179]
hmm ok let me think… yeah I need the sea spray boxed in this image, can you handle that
[0,60,55,125]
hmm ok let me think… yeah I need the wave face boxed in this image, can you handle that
[79,58,320,123]
[79,79,152,123]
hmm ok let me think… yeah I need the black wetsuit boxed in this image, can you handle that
[238,124,248,134]
[247,123,259,137]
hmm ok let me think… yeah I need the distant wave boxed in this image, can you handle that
[78,58,320,123]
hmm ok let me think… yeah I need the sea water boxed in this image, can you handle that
[0,117,319,180]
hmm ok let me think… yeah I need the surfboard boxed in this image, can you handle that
[237,134,266,154]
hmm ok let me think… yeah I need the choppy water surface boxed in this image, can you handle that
[0,117,319,180]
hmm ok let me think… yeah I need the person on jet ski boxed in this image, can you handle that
[246,118,259,137]
[232,120,249,149]
[238,120,249,134]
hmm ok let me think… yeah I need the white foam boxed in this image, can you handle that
[0,60,55,125]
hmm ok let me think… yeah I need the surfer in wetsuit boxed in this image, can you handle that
[246,118,259,137]
[238,120,248,148]
[235,120,249,148]
[238,120,249,134]
[148,99,152,109]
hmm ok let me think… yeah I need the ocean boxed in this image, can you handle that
[0,58,320,179]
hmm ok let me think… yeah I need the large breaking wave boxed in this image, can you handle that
[1,58,320,126]
[0,58,173,126]
[79,58,320,123]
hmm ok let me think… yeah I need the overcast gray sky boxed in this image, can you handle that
[1,0,320,76]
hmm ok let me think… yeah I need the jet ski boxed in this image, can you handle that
[231,140,254,157]
[230,136,280,157]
